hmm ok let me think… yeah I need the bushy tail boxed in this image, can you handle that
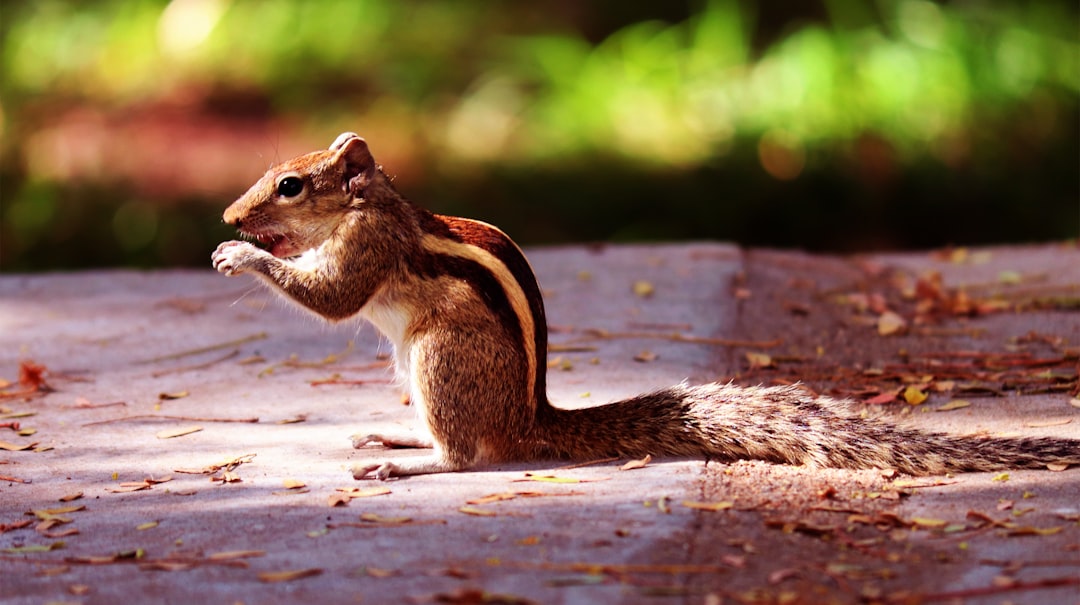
[533,383,1080,476]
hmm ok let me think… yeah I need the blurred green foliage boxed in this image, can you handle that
[1,0,1077,270]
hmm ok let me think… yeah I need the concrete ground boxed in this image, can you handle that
[1,242,1077,605]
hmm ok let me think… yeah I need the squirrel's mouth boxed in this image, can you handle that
[249,231,299,259]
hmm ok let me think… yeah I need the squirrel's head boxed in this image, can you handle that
[223,133,380,258]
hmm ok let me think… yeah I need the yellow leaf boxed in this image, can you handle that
[632,280,655,298]
[362,567,398,577]
[682,500,734,512]
[911,517,948,528]
[902,386,928,406]
[158,391,190,400]
[459,506,497,517]
[208,550,266,561]
[136,521,159,531]
[282,478,306,489]
[34,505,85,517]
[745,352,774,369]
[523,475,580,484]
[359,513,412,524]
[877,311,907,336]
[335,486,391,498]
[992,473,1010,482]
[155,426,202,439]
[633,350,657,363]
[936,400,970,412]
[1024,418,1071,428]
[620,454,652,471]
[257,568,323,583]
[0,441,35,451]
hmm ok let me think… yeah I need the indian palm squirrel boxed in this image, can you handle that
[212,133,1080,480]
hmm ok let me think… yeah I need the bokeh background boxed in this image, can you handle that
[1,0,1077,271]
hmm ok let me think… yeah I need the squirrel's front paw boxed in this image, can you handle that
[212,241,267,276]
[351,461,397,481]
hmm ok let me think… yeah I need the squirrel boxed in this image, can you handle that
[212,133,1080,480]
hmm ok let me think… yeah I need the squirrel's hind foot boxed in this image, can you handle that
[351,429,434,450]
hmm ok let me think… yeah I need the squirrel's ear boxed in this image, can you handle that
[330,133,376,197]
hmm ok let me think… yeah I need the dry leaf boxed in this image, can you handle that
[902,386,928,406]
[1006,526,1063,537]
[864,392,897,405]
[936,400,971,412]
[158,391,189,400]
[155,426,202,439]
[282,478,306,490]
[335,486,391,499]
[257,568,323,583]
[1024,418,1072,428]
[327,493,351,507]
[877,311,907,336]
[208,550,266,561]
[632,280,655,298]
[459,506,497,517]
[360,513,412,524]
[33,505,85,518]
[362,567,398,578]
[682,501,734,512]
[745,352,774,369]
[0,441,36,451]
[136,521,159,531]
[911,517,948,528]
[276,414,308,424]
[633,350,657,363]
[992,473,1010,482]
[620,454,652,471]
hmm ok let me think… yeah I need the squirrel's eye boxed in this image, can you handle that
[276,176,304,198]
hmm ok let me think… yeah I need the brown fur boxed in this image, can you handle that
[213,133,1080,479]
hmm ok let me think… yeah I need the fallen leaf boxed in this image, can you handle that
[877,311,907,336]
[459,506,497,517]
[359,513,412,524]
[327,493,351,507]
[276,414,308,424]
[1006,526,1063,537]
[335,486,391,499]
[620,454,652,471]
[155,426,203,439]
[257,568,323,583]
[936,400,971,412]
[745,352,774,369]
[1046,463,1069,472]
[864,392,897,405]
[633,350,657,363]
[992,473,1010,482]
[682,501,734,512]
[361,566,398,577]
[282,478,306,490]
[158,391,189,400]
[0,441,36,451]
[208,550,266,561]
[136,521,159,531]
[902,386,928,406]
[911,517,948,529]
[1024,418,1071,428]
[632,280,655,298]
